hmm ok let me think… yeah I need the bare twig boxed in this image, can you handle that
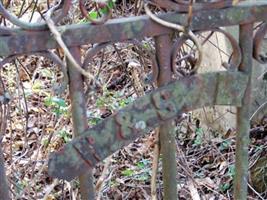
[248,183,265,200]
[250,100,267,121]
[257,70,267,80]
[95,156,112,200]
[188,179,201,200]
[43,179,59,200]
[44,12,98,85]
[14,60,29,152]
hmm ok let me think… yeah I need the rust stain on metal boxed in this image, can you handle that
[253,22,267,64]
[48,71,248,180]
[0,2,267,56]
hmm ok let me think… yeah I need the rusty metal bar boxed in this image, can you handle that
[155,34,178,199]
[234,23,254,200]
[67,47,95,200]
[48,71,248,180]
[0,1,267,57]
[0,144,10,200]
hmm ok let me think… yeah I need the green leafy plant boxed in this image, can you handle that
[194,127,204,145]
[227,164,235,178]
[121,168,135,177]
[16,179,28,195]
[136,159,150,169]
[88,117,102,126]
[32,80,42,93]
[96,88,133,111]
[44,96,68,117]
[136,159,151,181]
[57,130,71,143]
[255,144,264,152]
[121,159,151,181]
[219,140,232,151]
[87,88,133,126]
[88,11,98,20]
[136,174,150,181]
[219,183,230,192]
[40,68,54,78]
[80,0,116,23]
[42,138,49,146]
[110,180,119,187]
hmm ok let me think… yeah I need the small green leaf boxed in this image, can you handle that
[57,130,71,142]
[100,0,114,14]
[219,183,230,192]
[51,97,66,107]
[219,140,232,151]
[44,97,52,107]
[137,162,145,169]
[194,127,204,145]
[137,159,150,169]
[100,7,109,14]
[255,145,263,152]
[88,117,101,126]
[44,96,68,117]
[195,127,203,135]
[108,0,115,8]
[227,165,235,178]
[136,174,149,181]
[121,169,134,176]
[32,81,42,92]
[88,11,98,20]
[42,138,49,146]
[41,68,53,78]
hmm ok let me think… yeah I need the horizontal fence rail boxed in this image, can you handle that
[0,1,266,56]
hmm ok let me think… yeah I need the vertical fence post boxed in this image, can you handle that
[0,143,10,200]
[234,23,254,200]
[67,47,95,200]
[155,34,178,200]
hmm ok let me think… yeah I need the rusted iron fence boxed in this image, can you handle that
[0,0,267,199]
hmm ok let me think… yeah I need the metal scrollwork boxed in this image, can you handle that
[171,34,201,76]
[213,28,242,70]
[82,40,159,85]
[0,51,68,94]
[145,1,242,76]
[145,2,203,75]
[0,0,71,30]
[0,0,115,32]
[253,22,267,64]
